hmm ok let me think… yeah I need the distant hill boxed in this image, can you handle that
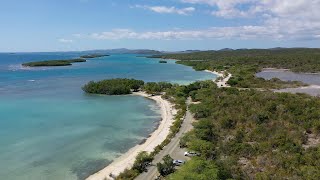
[80,48,163,55]
[219,48,234,51]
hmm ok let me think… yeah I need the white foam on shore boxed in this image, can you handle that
[8,64,49,71]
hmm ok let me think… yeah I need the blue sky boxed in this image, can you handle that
[0,0,319,52]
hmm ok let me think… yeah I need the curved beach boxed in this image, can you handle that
[86,92,176,180]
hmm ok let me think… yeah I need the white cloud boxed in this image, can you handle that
[72,33,83,38]
[180,0,320,40]
[134,5,195,15]
[182,0,320,20]
[79,25,301,41]
[182,0,255,18]
[58,38,73,43]
[71,0,320,42]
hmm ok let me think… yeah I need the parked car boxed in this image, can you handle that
[184,151,200,156]
[173,160,185,166]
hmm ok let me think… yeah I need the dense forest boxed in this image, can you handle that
[145,49,320,180]
[82,79,175,95]
[83,49,320,179]
[22,58,86,67]
[153,48,320,73]
[151,48,320,89]
[168,82,320,179]
[82,79,144,95]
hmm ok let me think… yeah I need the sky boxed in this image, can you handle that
[0,0,319,52]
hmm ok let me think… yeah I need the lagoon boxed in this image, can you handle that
[257,69,320,96]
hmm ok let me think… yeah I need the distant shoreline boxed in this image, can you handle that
[86,91,176,180]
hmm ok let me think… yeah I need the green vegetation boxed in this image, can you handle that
[80,54,109,58]
[157,155,175,177]
[22,58,86,67]
[85,49,320,179]
[82,78,144,95]
[82,79,176,95]
[144,82,173,95]
[159,60,168,63]
[117,151,153,180]
[153,48,320,73]
[152,48,320,89]
[144,49,320,179]
[22,53,109,67]
[116,82,192,180]
[168,158,221,180]
[170,81,320,179]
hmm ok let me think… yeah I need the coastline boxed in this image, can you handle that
[204,70,232,88]
[86,92,176,180]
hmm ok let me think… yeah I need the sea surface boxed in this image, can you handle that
[257,69,320,96]
[0,53,216,180]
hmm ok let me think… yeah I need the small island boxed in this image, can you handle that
[80,54,109,58]
[159,60,167,63]
[22,58,86,67]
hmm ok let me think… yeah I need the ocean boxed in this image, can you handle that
[0,53,216,180]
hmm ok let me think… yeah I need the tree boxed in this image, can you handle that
[132,151,153,173]
[157,155,175,176]
[168,158,220,180]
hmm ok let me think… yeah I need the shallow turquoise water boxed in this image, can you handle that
[0,53,216,180]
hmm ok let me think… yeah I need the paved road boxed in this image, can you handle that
[135,98,194,180]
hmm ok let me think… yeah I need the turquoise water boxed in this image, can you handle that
[0,53,216,180]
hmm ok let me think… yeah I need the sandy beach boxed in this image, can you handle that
[204,70,232,88]
[86,92,176,180]
[261,68,290,72]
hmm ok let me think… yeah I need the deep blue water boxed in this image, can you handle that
[0,53,216,180]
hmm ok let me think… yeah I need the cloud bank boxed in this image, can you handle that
[73,0,320,42]
[134,5,195,15]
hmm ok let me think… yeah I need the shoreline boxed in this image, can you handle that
[204,70,232,88]
[86,92,176,180]
[261,68,320,75]
[275,85,320,97]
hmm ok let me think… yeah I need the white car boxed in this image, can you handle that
[184,151,200,156]
[173,160,185,166]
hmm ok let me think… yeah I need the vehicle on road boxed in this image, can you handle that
[184,151,200,156]
[173,160,185,166]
